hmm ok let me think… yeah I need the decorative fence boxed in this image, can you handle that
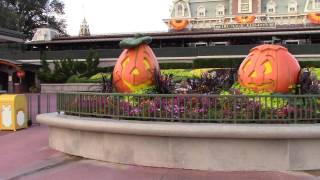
[57,92,320,124]
[26,93,57,123]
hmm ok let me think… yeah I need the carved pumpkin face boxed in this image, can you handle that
[307,12,320,24]
[113,44,160,93]
[238,45,301,93]
[234,15,255,24]
[169,19,189,31]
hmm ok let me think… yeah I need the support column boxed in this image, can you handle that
[257,0,261,14]
[35,73,41,92]
[8,73,13,93]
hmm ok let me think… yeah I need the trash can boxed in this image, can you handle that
[0,94,28,131]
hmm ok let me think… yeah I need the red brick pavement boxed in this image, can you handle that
[0,126,319,180]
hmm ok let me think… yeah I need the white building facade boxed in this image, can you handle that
[165,0,320,30]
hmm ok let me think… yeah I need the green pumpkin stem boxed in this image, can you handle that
[120,34,152,49]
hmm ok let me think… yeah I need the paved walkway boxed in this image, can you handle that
[0,126,319,180]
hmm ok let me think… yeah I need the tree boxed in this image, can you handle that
[0,0,66,39]
[81,49,100,77]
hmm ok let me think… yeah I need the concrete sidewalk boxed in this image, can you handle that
[0,126,319,180]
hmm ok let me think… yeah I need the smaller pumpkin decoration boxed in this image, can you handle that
[307,12,320,24]
[238,44,301,93]
[113,34,160,93]
[169,19,189,31]
[234,15,256,24]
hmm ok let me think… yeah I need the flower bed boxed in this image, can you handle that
[58,93,320,123]
[56,65,320,123]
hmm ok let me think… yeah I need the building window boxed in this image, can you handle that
[313,0,320,9]
[175,2,185,17]
[266,0,276,13]
[288,0,297,13]
[238,0,252,13]
[216,4,225,17]
[197,6,206,17]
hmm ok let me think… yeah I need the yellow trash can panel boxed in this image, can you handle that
[0,94,28,131]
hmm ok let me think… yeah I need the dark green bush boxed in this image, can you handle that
[38,50,102,83]
[66,75,100,83]
[193,59,242,69]
[299,61,320,68]
[160,63,193,69]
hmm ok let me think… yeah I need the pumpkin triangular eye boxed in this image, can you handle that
[143,58,151,70]
[263,61,272,74]
[243,60,252,72]
[250,71,257,78]
[121,57,130,69]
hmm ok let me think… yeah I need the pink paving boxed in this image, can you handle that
[0,125,319,180]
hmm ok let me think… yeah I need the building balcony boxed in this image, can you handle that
[164,13,317,30]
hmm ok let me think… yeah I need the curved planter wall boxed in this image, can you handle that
[37,113,320,171]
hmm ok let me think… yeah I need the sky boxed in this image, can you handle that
[63,0,172,36]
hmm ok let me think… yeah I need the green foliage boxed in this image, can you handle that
[132,86,156,94]
[159,59,241,69]
[0,0,66,39]
[193,59,241,69]
[160,63,193,69]
[80,50,100,77]
[123,86,157,106]
[297,68,320,94]
[99,74,113,93]
[161,69,194,82]
[97,66,114,73]
[300,61,320,68]
[160,69,214,82]
[190,68,214,78]
[66,75,100,83]
[51,58,83,83]
[230,83,271,96]
[38,50,101,83]
[90,73,111,80]
[29,85,39,93]
[226,83,288,109]
[312,68,320,79]
[0,5,18,30]
[38,58,53,83]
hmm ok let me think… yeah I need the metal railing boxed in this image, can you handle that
[57,92,320,124]
[26,93,57,123]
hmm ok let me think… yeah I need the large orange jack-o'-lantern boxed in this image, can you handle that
[238,45,301,93]
[169,19,189,31]
[307,12,320,24]
[113,35,160,93]
[234,15,256,24]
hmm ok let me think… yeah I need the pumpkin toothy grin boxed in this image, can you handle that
[247,82,274,91]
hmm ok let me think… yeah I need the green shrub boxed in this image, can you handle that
[67,75,100,83]
[132,86,156,94]
[300,61,320,68]
[161,69,194,82]
[193,59,241,69]
[312,68,320,79]
[90,73,111,80]
[38,50,102,84]
[224,83,289,109]
[160,63,193,69]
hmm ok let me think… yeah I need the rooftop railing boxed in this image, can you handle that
[57,92,320,124]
